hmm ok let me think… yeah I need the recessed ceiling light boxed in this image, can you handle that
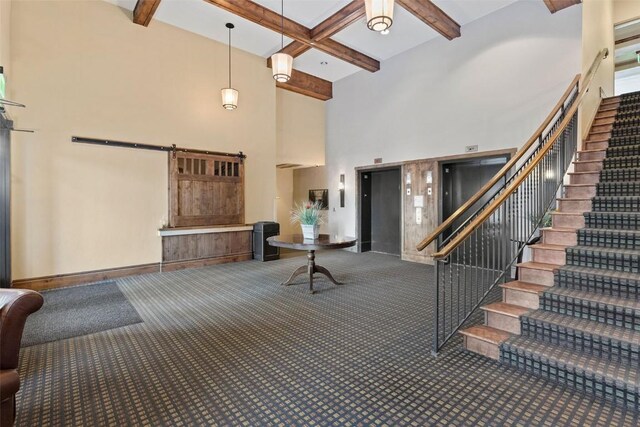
[380,29,390,35]
[320,61,328,65]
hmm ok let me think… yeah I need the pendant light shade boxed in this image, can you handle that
[365,0,394,32]
[221,23,238,110]
[221,88,239,110]
[271,52,293,82]
[272,0,293,82]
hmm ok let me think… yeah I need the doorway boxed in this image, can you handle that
[441,155,509,242]
[360,168,401,255]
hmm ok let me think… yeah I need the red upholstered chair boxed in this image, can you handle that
[0,289,43,427]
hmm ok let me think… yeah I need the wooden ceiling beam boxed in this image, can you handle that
[204,0,379,72]
[133,0,162,27]
[543,0,581,14]
[396,0,460,40]
[266,42,311,68]
[276,69,333,101]
[310,1,366,41]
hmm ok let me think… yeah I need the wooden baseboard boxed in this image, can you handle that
[161,253,253,272]
[12,253,253,291]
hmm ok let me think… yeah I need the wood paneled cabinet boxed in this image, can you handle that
[169,152,245,227]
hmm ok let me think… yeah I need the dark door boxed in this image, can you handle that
[0,113,11,288]
[360,168,401,255]
[441,156,508,241]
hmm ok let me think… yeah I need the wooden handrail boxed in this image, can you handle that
[415,74,581,252]
[430,48,608,259]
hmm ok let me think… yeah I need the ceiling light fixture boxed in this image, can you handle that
[271,0,293,82]
[365,0,394,33]
[380,29,390,35]
[221,23,238,110]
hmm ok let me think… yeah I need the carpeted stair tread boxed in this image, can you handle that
[584,211,640,230]
[523,310,640,351]
[543,287,640,312]
[530,243,568,251]
[577,228,640,250]
[596,181,640,196]
[591,195,640,212]
[600,167,640,181]
[460,325,511,345]
[556,264,640,288]
[501,335,640,390]
[566,245,640,273]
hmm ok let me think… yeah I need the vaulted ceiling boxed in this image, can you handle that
[109,0,581,100]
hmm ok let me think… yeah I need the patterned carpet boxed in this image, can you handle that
[16,252,638,426]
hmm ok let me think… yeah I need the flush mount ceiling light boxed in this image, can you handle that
[271,0,293,82]
[365,0,394,32]
[221,23,238,110]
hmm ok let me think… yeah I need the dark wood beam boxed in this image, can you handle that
[133,0,162,27]
[310,1,366,40]
[266,42,311,68]
[543,0,581,14]
[276,69,333,101]
[204,0,379,72]
[396,0,460,40]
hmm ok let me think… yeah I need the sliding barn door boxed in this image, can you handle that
[169,152,244,227]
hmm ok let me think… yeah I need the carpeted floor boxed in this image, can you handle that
[16,252,638,426]
[21,281,142,347]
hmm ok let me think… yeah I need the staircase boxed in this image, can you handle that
[460,91,640,408]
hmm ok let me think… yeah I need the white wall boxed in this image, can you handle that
[326,0,581,239]
[614,0,640,24]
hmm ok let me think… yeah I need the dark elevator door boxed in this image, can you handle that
[361,168,401,255]
[441,156,508,241]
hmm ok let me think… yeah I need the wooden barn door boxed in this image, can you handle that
[169,152,244,227]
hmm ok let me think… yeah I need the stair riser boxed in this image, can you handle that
[543,230,577,245]
[591,124,613,134]
[569,173,600,185]
[557,199,592,213]
[540,294,640,331]
[584,141,608,151]
[609,136,640,148]
[584,213,640,230]
[532,247,566,265]
[612,127,640,138]
[486,311,521,335]
[519,267,555,286]
[566,249,640,274]
[564,186,596,199]
[600,169,640,181]
[578,230,640,250]
[592,197,640,212]
[607,145,640,157]
[520,317,640,364]
[593,117,615,127]
[595,110,617,119]
[573,161,603,173]
[500,345,640,408]
[555,269,640,299]
[577,151,606,161]
[552,213,585,229]
[503,289,540,310]
[603,157,640,170]
[596,182,640,197]
[464,336,500,360]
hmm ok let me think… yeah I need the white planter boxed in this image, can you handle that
[301,224,320,240]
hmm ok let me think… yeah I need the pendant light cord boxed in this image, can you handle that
[281,0,284,49]
[228,26,232,88]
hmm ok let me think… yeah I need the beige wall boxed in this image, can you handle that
[276,89,325,166]
[614,0,640,24]
[276,168,295,236]
[10,0,279,279]
[0,0,10,87]
[293,166,329,234]
[580,0,614,138]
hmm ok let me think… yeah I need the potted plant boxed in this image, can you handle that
[291,201,324,240]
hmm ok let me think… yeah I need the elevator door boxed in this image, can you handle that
[360,168,401,255]
[441,156,509,241]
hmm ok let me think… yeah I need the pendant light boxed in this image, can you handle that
[365,0,394,32]
[221,23,238,110]
[271,0,293,82]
